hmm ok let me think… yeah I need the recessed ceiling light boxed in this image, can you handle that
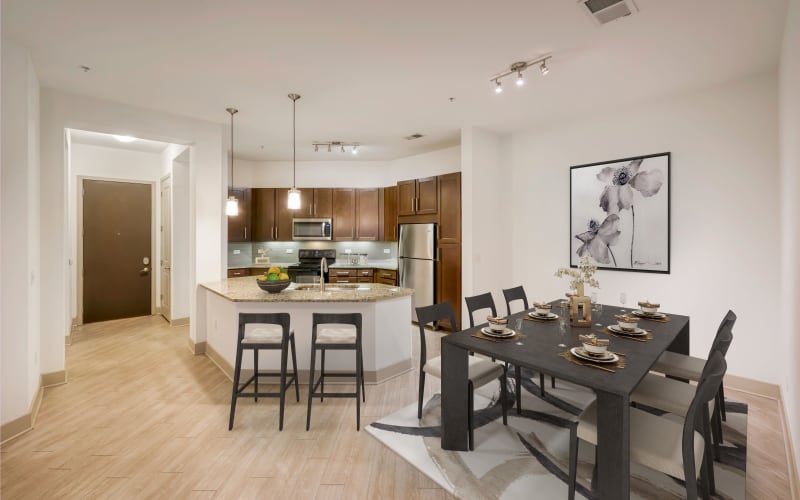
[113,135,137,143]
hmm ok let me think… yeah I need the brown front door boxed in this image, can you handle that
[83,179,152,323]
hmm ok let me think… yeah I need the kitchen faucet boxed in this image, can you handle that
[320,257,328,292]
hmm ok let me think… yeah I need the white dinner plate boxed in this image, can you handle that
[570,347,619,364]
[528,312,558,320]
[481,326,515,338]
[631,309,667,319]
[607,324,647,336]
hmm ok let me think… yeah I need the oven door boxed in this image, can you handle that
[292,218,332,240]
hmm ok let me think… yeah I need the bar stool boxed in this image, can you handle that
[306,312,364,431]
[228,312,299,431]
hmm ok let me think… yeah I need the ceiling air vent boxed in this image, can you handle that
[404,133,424,140]
[578,0,638,25]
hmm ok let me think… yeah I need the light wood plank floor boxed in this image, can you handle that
[0,315,792,499]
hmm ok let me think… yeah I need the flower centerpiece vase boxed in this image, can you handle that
[569,283,592,328]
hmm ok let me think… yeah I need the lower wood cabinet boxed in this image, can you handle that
[375,268,397,286]
[227,268,248,278]
[328,267,375,283]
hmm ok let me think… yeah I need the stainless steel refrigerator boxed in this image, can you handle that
[398,223,436,322]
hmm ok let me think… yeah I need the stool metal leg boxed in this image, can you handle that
[356,341,362,431]
[279,339,288,431]
[290,334,300,402]
[254,349,259,402]
[320,349,326,402]
[306,342,317,431]
[228,341,245,430]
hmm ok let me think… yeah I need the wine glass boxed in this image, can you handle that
[558,317,567,348]
[619,292,627,312]
[591,292,598,311]
[514,318,524,346]
[591,292,603,327]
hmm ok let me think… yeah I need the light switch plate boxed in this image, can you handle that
[286,248,293,253]
[344,249,351,254]
[383,248,391,254]
[233,249,241,255]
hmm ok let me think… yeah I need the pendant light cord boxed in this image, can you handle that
[293,97,296,188]
[226,107,238,189]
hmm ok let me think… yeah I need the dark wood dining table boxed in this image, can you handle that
[440,302,689,500]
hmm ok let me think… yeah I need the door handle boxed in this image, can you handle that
[141,267,150,274]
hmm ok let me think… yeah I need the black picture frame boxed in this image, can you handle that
[569,152,670,274]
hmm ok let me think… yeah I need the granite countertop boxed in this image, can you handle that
[229,260,398,270]
[201,278,412,303]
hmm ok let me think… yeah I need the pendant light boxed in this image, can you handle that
[287,93,302,210]
[225,107,239,216]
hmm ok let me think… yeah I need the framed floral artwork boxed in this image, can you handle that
[570,152,670,274]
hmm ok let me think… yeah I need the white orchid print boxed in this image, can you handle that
[574,214,621,266]
[596,159,664,215]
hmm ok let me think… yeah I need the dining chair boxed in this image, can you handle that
[650,310,737,427]
[306,312,364,431]
[567,352,727,500]
[464,292,497,328]
[416,302,507,451]
[502,285,529,316]
[464,292,528,411]
[632,312,734,465]
[229,312,299,431]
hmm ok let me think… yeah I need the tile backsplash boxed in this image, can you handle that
[228,240,397,267]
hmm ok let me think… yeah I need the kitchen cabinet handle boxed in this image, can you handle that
[338,279,350,283]
[336,271,349,276]
[244,227,247,239]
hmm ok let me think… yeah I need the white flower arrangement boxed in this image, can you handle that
[555,255,600,291]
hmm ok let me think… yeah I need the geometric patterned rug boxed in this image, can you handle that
[367,369,746,499]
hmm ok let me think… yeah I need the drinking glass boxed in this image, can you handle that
[514,318,524,345]
[591,292,598,311]
[619,292,627,312]
[558,317,567,348]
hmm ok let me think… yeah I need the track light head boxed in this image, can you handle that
[540,61,549,76]
[494,79,503,93]
[352,145,358,155]
[516,71,524,87]
[314,144,318,152]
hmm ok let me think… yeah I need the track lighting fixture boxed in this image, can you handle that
[312,140,361,154]
[490,54,552,94]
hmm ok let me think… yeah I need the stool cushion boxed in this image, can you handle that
[577,400,705,480]
[423,355,504,388]
[650,351,706,381]
[242,324,288,344]
[317,324,357,344]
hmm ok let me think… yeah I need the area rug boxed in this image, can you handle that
[366,370,746,499]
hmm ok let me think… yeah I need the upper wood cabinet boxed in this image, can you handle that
[332,188,356,240]
[227,188,252,242]
[437,172,461,245]
[297,188,332,218]
[382,185,398,241]
[355,188,380,241]
[252,188,276,241]
[397,176,438,216]
[250,188,298,241]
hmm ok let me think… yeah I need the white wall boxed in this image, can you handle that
[461,128,512,326]
[69,142,164,322]
[168,146,191,320]
[1,40,41,423]
[501,72,781,384]
[779,0,800,474]
[40,89,225,369]
[235,146,460,189]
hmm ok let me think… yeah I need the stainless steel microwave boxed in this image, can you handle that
[292,218,332,240]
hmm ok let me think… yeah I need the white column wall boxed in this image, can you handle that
[460,127,512,326]
[507,72,781,384]
[40,90,224,371]
[1,41,41,423]
[779,0,800,472]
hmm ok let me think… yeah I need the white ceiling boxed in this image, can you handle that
[2,0,788,162]
[69,129,171,154]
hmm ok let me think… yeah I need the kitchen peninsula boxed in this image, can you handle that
[197,278,414,384]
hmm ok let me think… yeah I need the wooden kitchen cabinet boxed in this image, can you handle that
[251,188,295,241]
[227,267,249,278]
[227,188,252,242]
[252,188,276,241]
[328,268,374,283]
[375,268,397,286]
[355,188,380,241]
[397,176,437,217]
[437,244,461,331]
[437,172,461,245]
[382,185,398,241]
[332,189,356,240]
[298,188,333,218]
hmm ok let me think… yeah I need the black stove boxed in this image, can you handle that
[287,249,336,283]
